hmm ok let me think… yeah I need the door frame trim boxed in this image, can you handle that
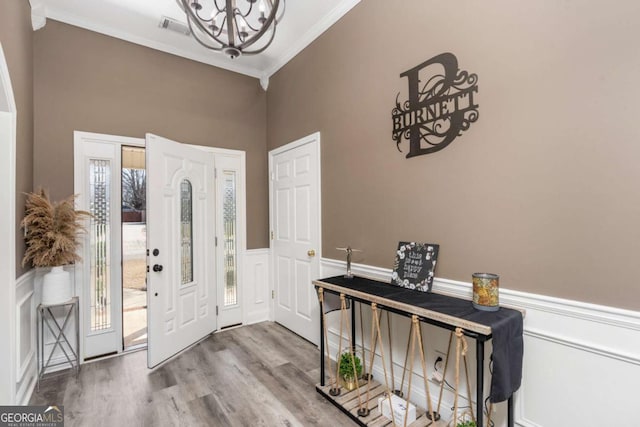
[0,42,18,403]
[187,144,247,326]
[268,132,322,322]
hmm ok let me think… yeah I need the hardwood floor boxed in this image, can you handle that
[30,322,354,427]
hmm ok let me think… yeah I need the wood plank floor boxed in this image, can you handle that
[30,322,355,427]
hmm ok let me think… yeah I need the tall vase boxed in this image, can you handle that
[42,266,72,305]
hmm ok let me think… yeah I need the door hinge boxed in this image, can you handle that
[214,168,217,179]
[216,306,219,316]
[270,231,274,240]
[270,172,275,181]
[215,236,218,246]
[271,290,275,299]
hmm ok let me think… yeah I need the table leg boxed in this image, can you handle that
[320,297,325,387]
[508,394,514,427]
[37,307,41,391]
[476,340,484,427]
[75,300,80,377]
[350,299,356,354]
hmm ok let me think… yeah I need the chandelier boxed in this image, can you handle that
[177,0,285,59]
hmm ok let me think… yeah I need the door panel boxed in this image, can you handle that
[276,189,290,239]
[277,256,291,309]
[295,260,312,320]
[147,134,216,368]
[271,134,321,345]
[295,186,311,242]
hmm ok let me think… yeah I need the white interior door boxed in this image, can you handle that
[147,133,216,368]
[270,133,321,345]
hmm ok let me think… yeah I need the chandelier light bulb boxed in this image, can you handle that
[208,11,220,32]
[258,0,267,24]
[239,21,248,39]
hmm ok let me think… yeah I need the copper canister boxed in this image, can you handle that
[472,273,500,311]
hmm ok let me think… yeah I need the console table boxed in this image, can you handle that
[314,276,523,427]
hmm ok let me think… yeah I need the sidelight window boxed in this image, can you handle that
[89,159,111,331]
[223,171,237,306]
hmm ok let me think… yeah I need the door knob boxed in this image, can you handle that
[153,264,163,272]
[307,249,316,257]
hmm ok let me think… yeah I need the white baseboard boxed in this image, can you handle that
[320,257,640,427]
[16,373,36,406]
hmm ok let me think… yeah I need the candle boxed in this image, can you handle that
[472,273,500,311]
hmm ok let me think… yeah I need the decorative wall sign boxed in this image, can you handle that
[392,53,479,158]
[391,242,439,292]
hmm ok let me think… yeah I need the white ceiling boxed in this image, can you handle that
[32,0,361,80]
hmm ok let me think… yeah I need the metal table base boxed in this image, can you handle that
[37,297,80,390]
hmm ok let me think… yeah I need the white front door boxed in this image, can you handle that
[146,134,216,368]
[270,133,321,345]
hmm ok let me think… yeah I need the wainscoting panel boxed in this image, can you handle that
[243,249,270,325]
[319,258,640,427]
[15,270,36,405]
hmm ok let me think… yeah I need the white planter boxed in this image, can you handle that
[42,266,72,305]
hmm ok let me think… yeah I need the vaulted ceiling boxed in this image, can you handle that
[30,0,361,80]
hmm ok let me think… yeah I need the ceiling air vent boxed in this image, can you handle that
[159,16,191,36]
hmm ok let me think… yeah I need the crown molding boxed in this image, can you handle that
[29,0,47,31]
[263,0,361,78]
[43,8,264,79]
[41,0,362,80]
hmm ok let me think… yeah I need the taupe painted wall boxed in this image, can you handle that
[0,0,34,277]
[267,0,640,310]
[34,20,268,249]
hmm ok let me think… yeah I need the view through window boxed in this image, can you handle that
[122,146,147,350]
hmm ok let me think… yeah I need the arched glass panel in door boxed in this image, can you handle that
[180,179,193,284]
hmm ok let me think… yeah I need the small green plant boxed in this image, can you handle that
[338,352,362,380]
[456,420,476,427]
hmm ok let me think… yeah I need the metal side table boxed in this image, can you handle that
[37,297,80,390]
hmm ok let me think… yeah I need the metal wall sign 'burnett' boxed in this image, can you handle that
[392,53,479,158]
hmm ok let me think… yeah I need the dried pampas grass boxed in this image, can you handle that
[21,189,91,268]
